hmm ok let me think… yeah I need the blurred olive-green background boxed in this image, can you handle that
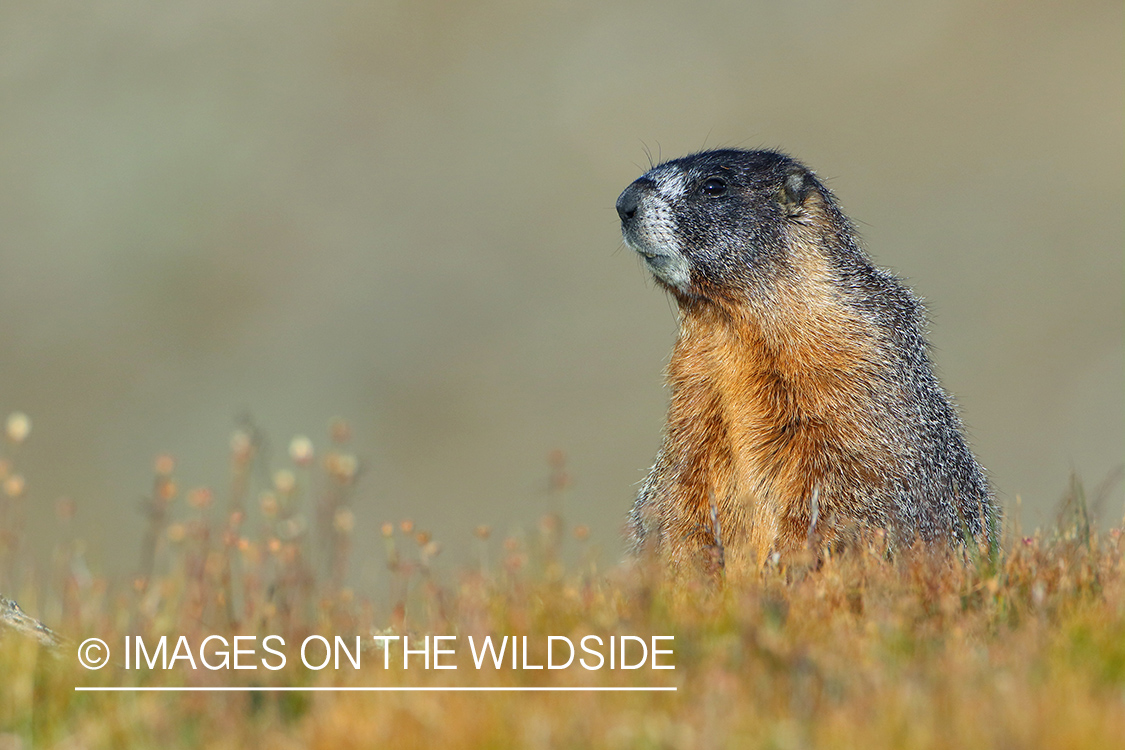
[1,1,1121,586]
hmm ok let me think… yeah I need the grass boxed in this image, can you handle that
[0,418,1123,749]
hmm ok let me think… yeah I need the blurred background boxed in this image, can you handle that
[0,0,1120,590]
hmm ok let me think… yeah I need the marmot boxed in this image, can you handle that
[616,148,997,572]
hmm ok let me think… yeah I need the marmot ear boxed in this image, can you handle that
[779,166,812,214]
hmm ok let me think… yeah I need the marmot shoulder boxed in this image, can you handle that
[615,148,997,573]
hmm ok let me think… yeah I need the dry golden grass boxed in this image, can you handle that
[0,422,1123,749]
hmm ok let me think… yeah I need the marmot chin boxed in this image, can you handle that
[616,148,997,572]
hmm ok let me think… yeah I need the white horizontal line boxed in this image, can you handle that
[75,686,677,692]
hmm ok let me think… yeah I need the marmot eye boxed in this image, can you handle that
[700,177,727,197]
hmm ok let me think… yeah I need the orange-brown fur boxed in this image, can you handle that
[653,195,893,570]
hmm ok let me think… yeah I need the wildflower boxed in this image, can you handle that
[230,430,253,464]
[260,492,279,518]
[5,412,30,444]
[336,453,358,480]
[154,454,175,477]
[273,469,296,494]
[156,479,177,502]
[334,508,356,534]
[326,453,358,481]
[3,474,25,498]
[187,487,214,510]
[371,627,396,648]
[289,435,314,466]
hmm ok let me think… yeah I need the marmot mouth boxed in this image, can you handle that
[632,246,672,267]
[622,235,667,260]
[628,242,672,263]
[627,246,691,292]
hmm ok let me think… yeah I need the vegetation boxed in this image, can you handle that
[0,418,1123,749]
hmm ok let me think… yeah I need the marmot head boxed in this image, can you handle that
[616,149,836,302]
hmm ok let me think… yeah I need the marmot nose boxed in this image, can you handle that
[616,182,645,225]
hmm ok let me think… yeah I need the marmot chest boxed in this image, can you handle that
[664,310,879,509]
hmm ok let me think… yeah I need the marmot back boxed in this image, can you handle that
[616,148,997,573]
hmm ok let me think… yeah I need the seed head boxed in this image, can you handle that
[3,473,25,498]
[154,454,175,477]
[260,492,279,518]
[289,435,315,466]
[273,469,297,494]
[326,453,359,481]
[230,430,253,464]
[187,487,214,510]
[334,508,356,534]
[5,412,30,444]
